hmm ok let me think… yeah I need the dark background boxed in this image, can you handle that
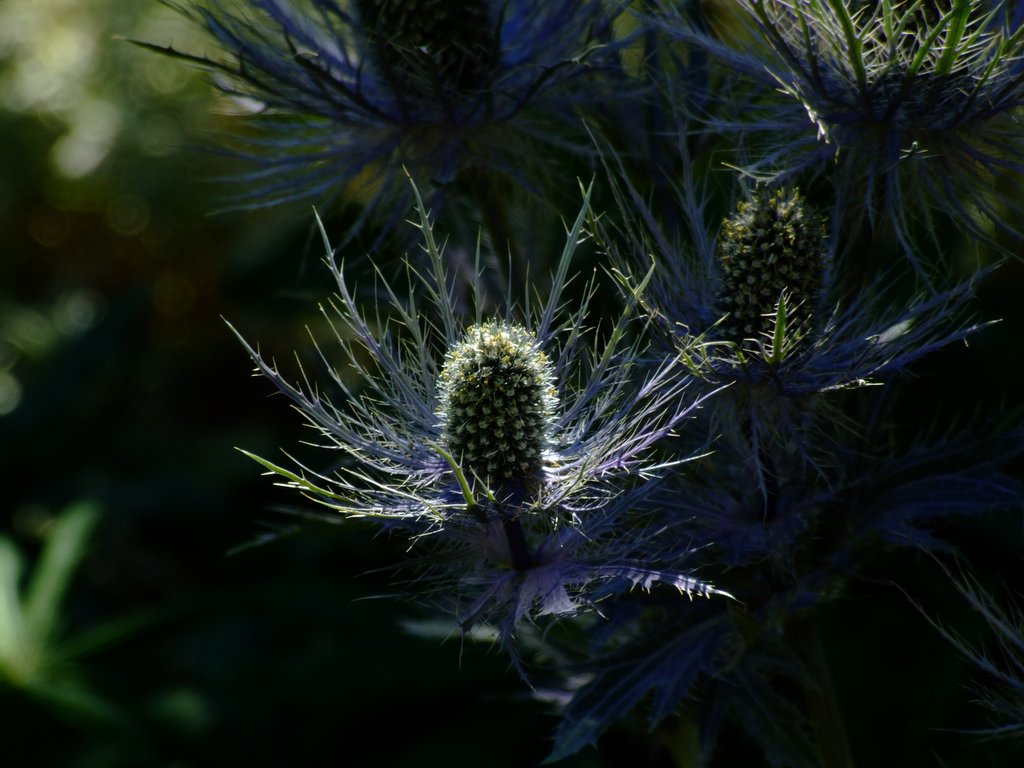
[2,3,1022,767]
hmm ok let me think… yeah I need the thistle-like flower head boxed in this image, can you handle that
[140,0,633,222]
[437,321,556,488]
[715,187,828,346]
[601,150,993,484]
[232,182,724,660]
[610,164,991,398]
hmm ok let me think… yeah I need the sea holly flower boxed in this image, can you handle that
[693,184,990,415]
[139,0,634,232]
[598,156,998,553]
[714,186,829,349]
[602,164,991,403]
[436,321,556,490]
[231,182,725,662]
[535,139,1024,762]
[657,0,1024,263]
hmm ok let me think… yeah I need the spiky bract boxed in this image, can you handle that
[716,188,828,345]
[926,562,1024,742]
[438,322,556,488]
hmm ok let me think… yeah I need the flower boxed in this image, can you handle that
[554,152,1023,765]
[140,0,634,228]
[599,155,999,558]
[658,0,1024,264]
[602,159,992,403]
[231,181,725,661]
[714,186,828,347]
[437,321,556,489]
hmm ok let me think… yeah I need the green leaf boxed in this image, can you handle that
[0,537,30,681]
[24,502,100,645]
[824,0,868,98]
[935,0,972,77]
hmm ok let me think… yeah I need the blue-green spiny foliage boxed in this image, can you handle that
[925,562,1024,742]
[136,0,635,238]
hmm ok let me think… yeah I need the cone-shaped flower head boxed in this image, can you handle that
[438,322,556,488]
[716,188,827,346]
[604,154,987,401]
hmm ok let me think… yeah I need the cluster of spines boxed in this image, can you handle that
[715,187,828,347]
[438,322,557,487]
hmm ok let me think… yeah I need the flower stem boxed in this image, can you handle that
[502,517,533,571]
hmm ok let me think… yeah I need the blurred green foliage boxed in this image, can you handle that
[0,503,117,720]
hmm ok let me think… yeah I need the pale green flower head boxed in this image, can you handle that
[438,321,557,488]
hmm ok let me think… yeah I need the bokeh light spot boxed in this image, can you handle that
[52,289,101,336]
[50,98,122,178]
[5,307,56,357]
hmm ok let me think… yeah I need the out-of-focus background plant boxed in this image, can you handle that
[2,1,1023,767]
